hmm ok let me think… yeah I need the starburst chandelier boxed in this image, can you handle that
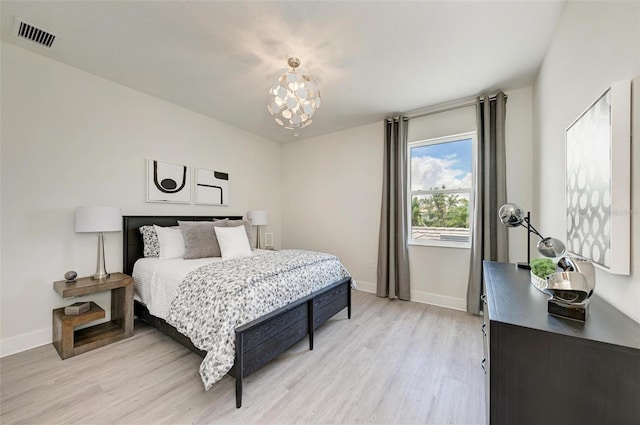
[267,57,321,130]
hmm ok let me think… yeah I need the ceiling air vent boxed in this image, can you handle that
[13,17,56,48]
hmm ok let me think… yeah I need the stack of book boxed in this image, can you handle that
[64,301,91,315]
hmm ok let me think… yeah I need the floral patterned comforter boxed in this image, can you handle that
[165,249,352,390]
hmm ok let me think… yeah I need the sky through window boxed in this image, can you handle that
[410,138,472,191]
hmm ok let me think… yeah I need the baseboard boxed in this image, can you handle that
[410,290,466,311]
[353,280,376,294]
[0,327,51,358]
[354,280,466,312]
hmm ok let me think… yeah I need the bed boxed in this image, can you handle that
[122,215,352,408]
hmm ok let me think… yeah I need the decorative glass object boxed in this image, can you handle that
[530,271,547,292]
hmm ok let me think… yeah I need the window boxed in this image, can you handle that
[408,132,476,248]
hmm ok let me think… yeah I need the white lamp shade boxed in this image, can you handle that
[247,210,268,226]
[75,206,122,233]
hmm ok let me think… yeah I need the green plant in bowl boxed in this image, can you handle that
[530,258,557,278]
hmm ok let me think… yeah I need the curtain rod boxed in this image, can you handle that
[397,92,508,120]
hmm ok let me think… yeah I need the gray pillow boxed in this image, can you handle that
[178,220,228,259]
[226,219,252,249]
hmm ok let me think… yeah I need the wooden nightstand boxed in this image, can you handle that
[52,273,133,359]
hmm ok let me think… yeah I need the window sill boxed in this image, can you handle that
[408,240,471,249]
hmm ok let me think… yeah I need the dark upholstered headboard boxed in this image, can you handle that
[122,215,242,276]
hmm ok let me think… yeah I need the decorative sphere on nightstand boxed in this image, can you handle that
[64,270,77,283]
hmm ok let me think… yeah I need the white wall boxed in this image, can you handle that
[504,87,534,263]
[280,122,383,291]
[281,87,534,310]
[0,42,282,356]
[533,1,640,322]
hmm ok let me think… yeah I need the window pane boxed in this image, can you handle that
[410,138,472,191]
[411,193,470,243]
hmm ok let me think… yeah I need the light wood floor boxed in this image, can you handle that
[1,291,485,425]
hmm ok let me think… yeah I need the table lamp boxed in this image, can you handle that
[75,206,122,279]
[247,210,268,249]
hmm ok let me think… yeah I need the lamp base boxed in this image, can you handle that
[93,232,110,280]
[548,298,589,321]
[517,262,531,270]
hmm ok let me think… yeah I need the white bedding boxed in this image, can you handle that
[133,249,275,320]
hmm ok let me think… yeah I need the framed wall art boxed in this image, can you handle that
[146,159,191,204]
[195,168,230,206]
[565,80,630,275]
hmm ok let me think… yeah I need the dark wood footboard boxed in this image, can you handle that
[234,277,351,407]
[134,277,351,408]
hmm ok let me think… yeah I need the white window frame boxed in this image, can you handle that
[408,131,477,249]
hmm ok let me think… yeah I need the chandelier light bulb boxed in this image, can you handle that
[267,57,321,130]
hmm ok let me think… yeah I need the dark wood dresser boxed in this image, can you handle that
[482,261,640,425]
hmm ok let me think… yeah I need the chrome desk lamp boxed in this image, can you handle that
[498,203,566,269]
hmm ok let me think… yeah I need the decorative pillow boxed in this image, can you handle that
[139,225,160,257]
[226,219,253,249]
[178,220,227,259]
[214,225,252,259]
[154,225,185,259]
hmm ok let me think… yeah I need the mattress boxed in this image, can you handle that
[132,249,275,320]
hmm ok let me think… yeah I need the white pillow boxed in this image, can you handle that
[154,225,185,259]
[214,225,252,259]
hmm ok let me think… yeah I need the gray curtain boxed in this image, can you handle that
[467,93,509,314]
[377,116,411,300]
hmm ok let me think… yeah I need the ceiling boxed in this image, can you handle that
[0,1,565,143]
